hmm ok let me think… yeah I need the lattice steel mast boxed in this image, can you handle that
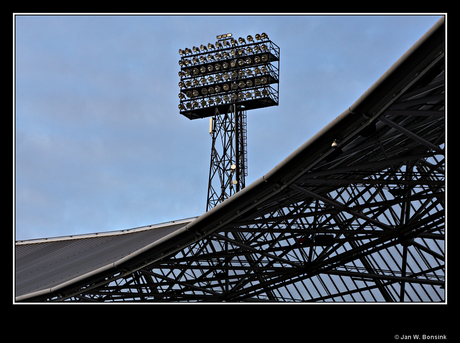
[177,32,280,210]
[206,104,248,210]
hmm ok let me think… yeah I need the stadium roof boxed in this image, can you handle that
[15,17,445,302]
[15,218,195,300]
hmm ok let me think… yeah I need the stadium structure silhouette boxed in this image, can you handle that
[15,17,445,302]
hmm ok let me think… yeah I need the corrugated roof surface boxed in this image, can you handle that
[15,220,192,299]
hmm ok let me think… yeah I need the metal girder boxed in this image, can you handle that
[379,116,444,155]
[289,184,395,232]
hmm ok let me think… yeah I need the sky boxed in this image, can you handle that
[14,14,443,240]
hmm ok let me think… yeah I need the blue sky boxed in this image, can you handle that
[14,14,442,240]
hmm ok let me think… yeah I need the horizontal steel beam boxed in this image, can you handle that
[298,177,444,186]
[212,233,303,267]
[301,153,433,179]
[325,269,444,286]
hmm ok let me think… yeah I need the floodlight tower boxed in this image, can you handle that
[178,33,280,211]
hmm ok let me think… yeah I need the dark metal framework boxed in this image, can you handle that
[206,105,248,211]
[23,18,445,302]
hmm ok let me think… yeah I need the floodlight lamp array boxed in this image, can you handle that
[178,33,280,120]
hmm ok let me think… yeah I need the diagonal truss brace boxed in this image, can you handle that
[379,116,444,155]
[290,184,395,232]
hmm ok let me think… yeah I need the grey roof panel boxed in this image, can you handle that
[15,220,192,300]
